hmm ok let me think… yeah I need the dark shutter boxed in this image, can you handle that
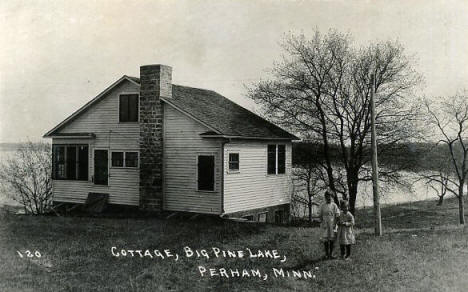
[78,146,89,180]
[66,146,77,180]
[128,94,138,122]
[198,155,215,191]
[119,95,129,122]
[277,145,285,174]
[267,145,276,174]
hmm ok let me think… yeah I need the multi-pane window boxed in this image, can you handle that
[52,145,89,180]
[111,151,138,168]
[119,94,139,122]
[228,153,239,171]
[267,144,286,175]
[125,152,138,167]
[111,152,124,167]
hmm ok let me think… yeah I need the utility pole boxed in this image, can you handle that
[370,74,382,236]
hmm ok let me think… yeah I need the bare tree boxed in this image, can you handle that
[0,142,52,214]
[292,166,327,221]
[292,142,328,221]
[416,147,454,206]
[249,30,422,214]
[425,95,468,224]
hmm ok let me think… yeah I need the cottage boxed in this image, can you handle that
[43,64,299,222]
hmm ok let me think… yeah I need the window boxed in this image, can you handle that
[125,152,138,167]
[111,151,138,168]
[119,94,139,122]
[228,153,239,171]
[275,210,284,224]
[267,144,286,175]
[258,212,268,223]
[267,145,276,174]
[197,155,215,191]
[52,145,88,180]
[278,145,286,174]
[243,215,254,221]
[53,146,66,179]
[111,152,124,167]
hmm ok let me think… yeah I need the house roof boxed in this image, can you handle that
[133,77,299,140]
[44,75,299,140]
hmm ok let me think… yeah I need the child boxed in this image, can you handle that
[319,190,340,259]
[336,200,356,260]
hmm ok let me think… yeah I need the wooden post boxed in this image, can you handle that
[370,74,382,236]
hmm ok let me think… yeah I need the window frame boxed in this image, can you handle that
[118,93,140,123]
[266,144,287,176]
[124,151,139,168]
[227,152,240,173]
[275,210,284,224]
[52,144,89,181]
[267,144,277,175]
[110,150,139,169]
[111,151,124,167]
[258,212,268,223]
[196,153,216,192]
[277,144,286,174]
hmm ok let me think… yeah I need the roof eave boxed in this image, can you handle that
[46,133,96,139]
[199,134,299,141]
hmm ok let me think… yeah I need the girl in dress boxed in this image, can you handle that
[319,190,340,259]
[336,200,356,260]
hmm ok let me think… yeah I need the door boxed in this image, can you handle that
[197,155,215,191]
[94,149,108,185]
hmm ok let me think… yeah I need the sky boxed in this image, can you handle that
[1,0,468,143]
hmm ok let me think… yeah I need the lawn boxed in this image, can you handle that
[0,198,467,292]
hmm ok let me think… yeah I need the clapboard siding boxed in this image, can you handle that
[163,104,222,214]
[52,80,140,206]
[223,141,292,213]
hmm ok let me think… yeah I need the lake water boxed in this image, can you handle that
[291,168,464,218]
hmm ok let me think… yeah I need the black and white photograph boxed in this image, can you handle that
[1,0,467,291]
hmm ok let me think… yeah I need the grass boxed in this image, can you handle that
[0,198,467,291]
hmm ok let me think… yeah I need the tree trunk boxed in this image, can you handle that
[458,185,465,225]
[348,182,358,215]
[437,195,444,206]
[307,177,312,222]
[347,168,359,215]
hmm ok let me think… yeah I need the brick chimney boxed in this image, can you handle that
[139,64,172,210]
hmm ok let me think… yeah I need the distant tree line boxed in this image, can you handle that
[292,141,459,174]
